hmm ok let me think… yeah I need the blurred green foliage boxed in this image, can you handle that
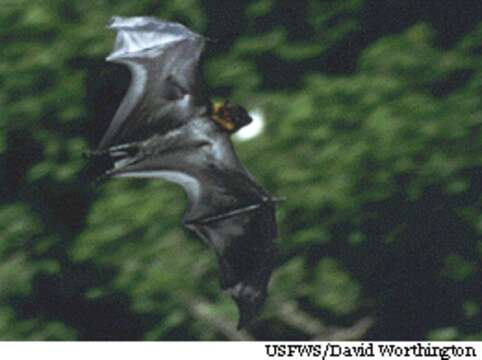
[1,0,481,340]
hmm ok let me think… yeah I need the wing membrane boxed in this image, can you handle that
[90,16,279,329]
[98,17,208,150]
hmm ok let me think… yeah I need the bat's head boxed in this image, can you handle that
[212,102,253,134]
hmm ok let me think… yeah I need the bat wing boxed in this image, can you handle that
[187,197,278,330]
[107,116,278,329]
[98,16,208,150]
[90,16,278,329]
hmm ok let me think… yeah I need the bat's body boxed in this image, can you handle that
[88,16,278,329]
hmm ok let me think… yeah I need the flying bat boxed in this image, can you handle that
[86,16,279,329]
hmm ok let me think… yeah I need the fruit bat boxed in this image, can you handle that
[86,16,279,329]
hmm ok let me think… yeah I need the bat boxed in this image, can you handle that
[86,16,279,330]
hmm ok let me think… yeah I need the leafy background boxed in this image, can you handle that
[1,0,481,340]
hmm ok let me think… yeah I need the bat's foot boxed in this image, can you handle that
[85,143,142,162]
[82,144,142,186]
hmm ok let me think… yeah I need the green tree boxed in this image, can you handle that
[1,0,481,340]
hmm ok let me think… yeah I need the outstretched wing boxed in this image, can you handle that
[186,190,278,330]
[108,115,278,329]
[98,16,209,150]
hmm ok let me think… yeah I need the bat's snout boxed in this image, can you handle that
[229,105,253,131]
[212,103,253,134]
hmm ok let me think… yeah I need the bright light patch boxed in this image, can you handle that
[234,109,265,142]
